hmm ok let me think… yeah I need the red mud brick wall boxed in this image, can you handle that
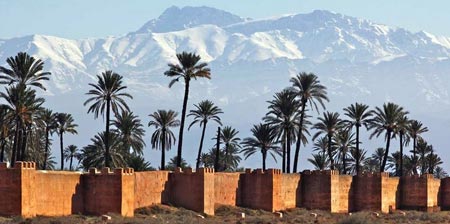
[34,171,84,216]
[214,172,241,207]
[169,168,215,215]
[301,170,334,211]
[120,170,135,217]
[440,177,450,209]
[426,175,440,208]
[0,163,23,216]
[240,169,280,212]
[401,175,427,208]
[352,174,382,212]
[134,171,170,209]
[281,173,301,209]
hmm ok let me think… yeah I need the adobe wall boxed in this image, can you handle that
[400,174,440,211]
[134,171,170,209]
[381,175,399,213]
[83,167,135,217]
[214,172,241,207]
[301,170,337,211]
[34,171,84,216]
[440,177,450,209]
[169,168,215,215]
[281,173,301,209]
[335,175,353,213]
[240,169,283,212]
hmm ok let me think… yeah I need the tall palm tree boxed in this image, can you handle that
[63,145,79,171]
[368,102,407,172]
[148,110,180,170]
[387,151,402,176]
[111,111,145,156]
[416,139,432,174]
[37,109,57,170]
[165,52,211,167]
[312,112,344,170]
[55,113,78,170]
[290,72,329,172]
[427,149,442,175]
[127,155,154,171]
[407,120,428,174]
[241,123,280,170]
[0,52,51,90]
[265,89,300,173]
[308,152,329,170]
[218,126,241,171]
[396,115,410,176]
[84,70,132,168]
[343,103,372,175]
[80,131,126,170]
[349,148,368,174]
[0,105,11,162]
[188,100,223,169]
[333,130,356,174]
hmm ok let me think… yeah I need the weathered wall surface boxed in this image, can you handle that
[382,175,399,213]
[353,174,382,212]
[440,177,450,209]
[335,175,353,213]
[240,169,278,212]
[400,174,441,211]
[34,171,84,216]
[214,172,241,207]
[281,174,301,209]
[0,163,26,217]
[169,168,215,215]
[134,171,170,209]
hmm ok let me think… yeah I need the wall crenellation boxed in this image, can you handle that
[0,163,449,218]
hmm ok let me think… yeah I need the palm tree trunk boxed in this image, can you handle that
[177,80,190,168]
[293,103,306,173]
[60,132,64,170]
[70,155,73,171]
[224,143,229,171]
[282,132,286,173]
[355,126,360,175]
[196,122,207,170]
[421,153,426,174]
[43,128,49,170]
[105,97,111,168]
[0,139,5,162]
[11,119,20,164]
[20,127,27,161]
[412,137,418,175]
[160,129,166,170]
[286,129,291,173]
[327,134,335,170]
[262,148,267,171]
[381,131,391,172]
[342,149,347,174]
[16,128,22,162]
[399,133,404,176]
[214,126,220,171]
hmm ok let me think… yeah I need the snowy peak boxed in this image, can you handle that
[135,6,246,33]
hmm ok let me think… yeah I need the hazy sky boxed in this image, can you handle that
[1,0,449,39]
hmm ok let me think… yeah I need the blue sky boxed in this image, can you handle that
[1,0,449,39]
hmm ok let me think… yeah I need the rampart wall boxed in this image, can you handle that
[0,161,448,218]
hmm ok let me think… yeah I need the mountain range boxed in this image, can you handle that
[0,6,449,170]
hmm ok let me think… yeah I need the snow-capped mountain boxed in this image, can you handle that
[1,6,449,169]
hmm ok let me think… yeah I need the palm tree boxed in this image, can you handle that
[218,126,241,171]
[308,152,329,170]
[201,147,242,171]
[112,111,145,156]
[37,109,57,170]
[0,52,51,90]
[370,147,385,171]
[55,113,78,170]
[427,149,443,175]
[63,145,79,171]
[148,110,180,170]
[396,115,410,176]
[265,89,300,173]
[0,86,44,163]
[0,105,11,162]
[387,151,402,176]
[241,123,280,170]
[333,130,356,174]
[127,155,155,171]
[166,156,190,171]
[368,103,407,172]
[349,148,368,174]
[290,72,328,173]
[407,120,428,174]
[434,166,448,179]
[165,52,211,167]
[312,112,344,170]
[188,100,223,169]
[343,103,372,175]
[84,70,132,168]
[416,139,432,174]
[80,132,127,170]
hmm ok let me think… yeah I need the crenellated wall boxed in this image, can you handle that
[1,161,450,218]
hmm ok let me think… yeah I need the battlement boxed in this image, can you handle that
[301,169,339,175]
[88,167,134,175]
[356,172,390,178]
[0,161,36,170]
[402,173,435,179]
[244,168,281,175]
[173,167,214,174]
